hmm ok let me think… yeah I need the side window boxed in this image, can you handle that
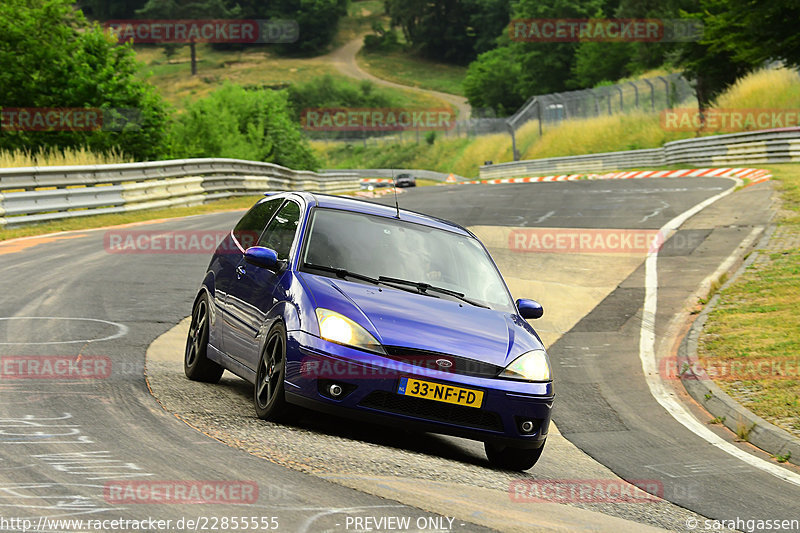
[258,201,301,260]
[232,198,282,249]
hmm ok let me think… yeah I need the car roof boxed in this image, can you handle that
[278,191,472,237]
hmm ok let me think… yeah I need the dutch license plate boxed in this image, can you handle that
[397,377,484,408]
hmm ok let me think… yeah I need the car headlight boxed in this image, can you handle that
[499,349,551,381]
[315,308,386,354]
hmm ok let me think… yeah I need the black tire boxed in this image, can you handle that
[184,293,224,383]
[484,439,546,471]
[254,322,290,421]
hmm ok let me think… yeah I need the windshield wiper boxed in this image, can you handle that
[377,276,490,309]
[303,263,383,286]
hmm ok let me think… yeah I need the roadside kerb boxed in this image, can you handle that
[676,225,800,466]
[458,167,771,186]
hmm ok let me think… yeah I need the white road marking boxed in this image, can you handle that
[0,317,128,345]
[640,200,670,224]
[535,210,556,224]
[639,177,800,487]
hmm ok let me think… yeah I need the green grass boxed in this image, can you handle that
[357,50,467,96]
[314,136,483,177]
[698,163,800,436]
[135,45,338,106]
[135,45,445,111]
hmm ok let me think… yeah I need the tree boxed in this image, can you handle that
[78,0,150,20]
[675,1,760,110]
[463,47,524,115]
[168,84,319,170]
[135,0,241,75]
[386,0,510,64]
[238,0,350,56]
[509,0,605,95]
[286,75,394,122]
[0,0,168,160]
[463,0,604,113]
[571,41,634,88]
[614,0,698,72]
[696,0,800,69]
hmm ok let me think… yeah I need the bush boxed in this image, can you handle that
[168,83,318,170]
[364,23,403,53]
[286,75,396,123]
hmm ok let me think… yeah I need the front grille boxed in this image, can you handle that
[358,390,504,432]
[383,346,502,378]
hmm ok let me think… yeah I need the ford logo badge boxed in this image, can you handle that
[435,359,453,368]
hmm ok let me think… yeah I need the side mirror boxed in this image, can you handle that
[244,246,280,271]
[517,299,543,320]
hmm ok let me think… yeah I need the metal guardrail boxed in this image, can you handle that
[0,158,360,227]
[480,128,800,179]
[322,169,467,182]
[479,148,664,179]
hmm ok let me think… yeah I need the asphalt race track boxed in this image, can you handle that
[1,177,798,532]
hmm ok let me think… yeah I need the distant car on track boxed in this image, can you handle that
[394,173,417,187]
[184,192,553,470]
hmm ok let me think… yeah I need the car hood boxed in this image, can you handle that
[298,273,544,367]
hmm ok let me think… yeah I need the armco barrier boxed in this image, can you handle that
[0,158,359,227]
[664,128,800,166]
[480,127,800,179]
[480,148,665,179]
[323,168,467,182]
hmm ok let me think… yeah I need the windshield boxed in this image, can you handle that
[301,208,514,311]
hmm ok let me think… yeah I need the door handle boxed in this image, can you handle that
[236,265,246,279]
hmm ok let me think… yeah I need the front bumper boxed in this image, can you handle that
[284,331,553,448]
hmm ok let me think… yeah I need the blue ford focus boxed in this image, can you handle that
[185,191,553,470]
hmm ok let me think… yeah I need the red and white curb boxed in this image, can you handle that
[460,168,772,188]
[354,187,405,198]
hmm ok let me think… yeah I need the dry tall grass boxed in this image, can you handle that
[0,147,132,168]
[714,67,800,110]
